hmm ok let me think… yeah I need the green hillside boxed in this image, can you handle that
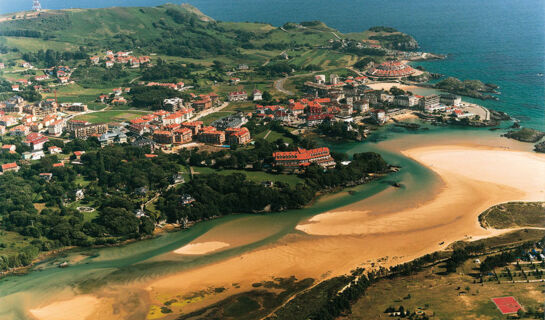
[0,4,415,66]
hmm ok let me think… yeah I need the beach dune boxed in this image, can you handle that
[173,241,230,255]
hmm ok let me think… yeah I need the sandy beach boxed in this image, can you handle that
[173,241,230,255]
[26,142,545,318]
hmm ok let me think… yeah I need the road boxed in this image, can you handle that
[273,77,294,95]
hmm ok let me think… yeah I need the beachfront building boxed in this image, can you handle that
[367,61,416,79]
[440,94,462,107]
[419,94,440,112]
[395,95,420,108]
[371,109,388,125]
[273,147,335,169]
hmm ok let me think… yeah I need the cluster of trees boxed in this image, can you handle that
[71,64,129,87]
[21,48,88,68]
[0,143,179,271]
[369,33,418,50]
[341,43,386,57]
[141,60,202,81]
[317,121,363,141]
[353,57,379,70]
[158,173,315,223]
[129,86,190,109]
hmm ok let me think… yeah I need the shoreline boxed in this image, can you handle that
[19,141,545,319]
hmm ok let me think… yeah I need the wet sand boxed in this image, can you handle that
[29,141,545,318]
[29,295,100,320]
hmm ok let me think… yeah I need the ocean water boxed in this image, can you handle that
[1,0,544,129]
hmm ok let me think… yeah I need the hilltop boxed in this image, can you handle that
[0,4,418,67]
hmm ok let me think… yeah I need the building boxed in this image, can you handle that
[419,94,440,112]
[0,116,17,127]
[181,121,203,135]
[253,89,263,101]
[367,61,416,79]
[371,109,388,125]
[24,133,49,150]
[198,127,225,145]
[1,144,16,152]
[211,113,247,131]
[73,123,108,139]
[192,98,212,111]
[440,94,462,106]
[225,127,251,145]
[228,91,248,102]
[163,97,184,112]
[395,95,420,108]
[173,127,193,144]
[152,130,174,144]
[48,119,65,136]
[99,130,127,146]
[354,99,370,113]
[48,146,62,154]
[1,162,19,173]
[273,147,335,169]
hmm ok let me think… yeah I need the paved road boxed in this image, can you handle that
[193,102,230,120]
[273,77,294,95]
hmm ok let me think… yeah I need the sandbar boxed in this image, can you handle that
[173,241,230,255]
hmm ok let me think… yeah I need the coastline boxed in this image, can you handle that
[18,138,545,320]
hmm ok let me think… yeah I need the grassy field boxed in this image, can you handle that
[3,36,78,52]
[346,262,544,320]
[191,167,303,186]
[74,110,150,123]
[480,202,545,229]
[0,230,35,257]
[255,129,294,145]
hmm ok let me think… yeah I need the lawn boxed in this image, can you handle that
[255,129,294,144]
[191,167,303,186]
[74,110,150,123]
[0,230,35,256]
[3,36,78,52]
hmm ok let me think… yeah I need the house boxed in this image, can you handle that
[48,146,63,154]
[99,130,127,146]
[11,85,20,92]
[229,78,240,85]
[192,97,212,111]
[105,61,114,68]
[180,194,196,205]
[90,56,100,64]
[52,162,64,168]
[1,162,19,173]
[1,144,16,153]
[225,127,251,145]
[273,147,335,169]
[238,64,249,70]
[228,91,248,102]
[73,151,85,159]
[34,75,49,82]
[39,172,53,181]
[211,113,247,130]
[75,189,85,200]
[0,63,4,69]
[0,116,17,127]
[253,89,263,101]
[113,88,123,96]
[22,150,45,160]
[170,173,185,184]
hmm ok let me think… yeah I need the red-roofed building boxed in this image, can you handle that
[48,146,62,154]
[198,127,225,145]
[173,127,193,144]
[225,127,251,145]
[52,162,64,167]
[228,91,247,102]
[1,162,19,173]
[153,130,174,144]
[181,121,203,135]
[1,144,16,152]
[73,151,85,159]
[145,154,158,158]
[273,147,335,169]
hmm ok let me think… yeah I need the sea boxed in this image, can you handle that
[1,0,544,129]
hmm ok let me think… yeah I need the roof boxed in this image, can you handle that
[273,147,331,162]
[2,162,18,170]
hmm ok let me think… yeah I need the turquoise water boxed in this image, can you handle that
[0,125,443,319]
[2,0,544,128]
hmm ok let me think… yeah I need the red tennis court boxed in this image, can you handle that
[492,296,522,314]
